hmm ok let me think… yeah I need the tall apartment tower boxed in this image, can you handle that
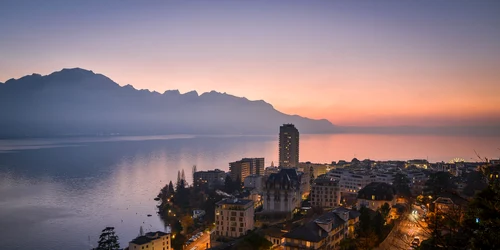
[279,124,299,168]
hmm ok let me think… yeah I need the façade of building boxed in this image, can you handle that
[310,175,341,209]
[193,169,226,189]
[279,124,299,168]
[263,168,303,217]
[214,198,254,240]
[229,157,265,182]
[128,231,171,250]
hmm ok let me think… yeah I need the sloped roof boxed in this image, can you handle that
[284,211,344,242]
[333,207,361,220]
[130,231,169,245]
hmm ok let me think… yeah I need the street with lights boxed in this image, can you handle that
[378,204,430,250]
[184,230,211,250]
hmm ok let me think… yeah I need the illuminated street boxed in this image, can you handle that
[376,204,429,250]
[185,232,210,250]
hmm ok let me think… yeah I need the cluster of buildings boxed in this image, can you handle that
[148,123,497,250]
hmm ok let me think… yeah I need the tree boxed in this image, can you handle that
[234,231,273,250]
[168,180,175,195]
[358,206,371,234]
[224,175,234,193]
[371,212,385,239]
[180,215,194,234]
[139,226,144,236]
[177,170,181,187]
[96,227,120,250]
[356,230,378,250]
[424,172,456,196]
[379,202,391,219]
[339,237,357,250]
[234,176,243,192]
[462,180,500,249]
[181,169,186,184]
[393,173,412,198]
[462,171,488,197]
[171,233,187,250]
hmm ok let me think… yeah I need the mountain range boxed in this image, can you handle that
[0,68,336,138]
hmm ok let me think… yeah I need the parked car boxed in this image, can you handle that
[412,236,420,246]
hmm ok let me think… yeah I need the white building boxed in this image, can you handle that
[263,168,302,215]
[327,169,376,195]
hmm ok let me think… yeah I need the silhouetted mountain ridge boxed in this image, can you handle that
[0,68,336,137]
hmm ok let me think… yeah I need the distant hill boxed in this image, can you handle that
[0,68,336,138]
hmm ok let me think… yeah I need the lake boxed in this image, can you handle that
[0,134,499,249]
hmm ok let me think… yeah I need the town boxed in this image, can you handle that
[98,124,500,250]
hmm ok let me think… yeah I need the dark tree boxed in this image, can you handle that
[393,173,412,198]
[379,202,391,219]
[177,170,181,187]
[462,180,500,249]
[424,172,456,196]
[96,227,120,250]
[234,176,243,192]
[462,171,488,197]
[174,179,190,209]
[339,237,357,250]
[168,180,175,195]
[171,233,187,250]
[371,212,385,239]
[358,206,371,234]
[224,175,234,193]
[233,231,273,250]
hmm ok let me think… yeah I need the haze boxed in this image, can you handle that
[1,0,500,127]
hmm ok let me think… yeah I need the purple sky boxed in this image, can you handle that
[1,0,499,126]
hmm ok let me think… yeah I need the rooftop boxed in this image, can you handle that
[262,227,287,238]
[130,231,169,245]
[284,211,345,242]
[357,182,396,201]
[216,198,253,206]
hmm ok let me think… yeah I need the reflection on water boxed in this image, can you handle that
[0,134,498,249]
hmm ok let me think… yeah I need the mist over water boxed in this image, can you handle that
[0,134,498,249]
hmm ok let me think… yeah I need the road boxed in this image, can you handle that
[377,204,429,250]
[185,232,211,250]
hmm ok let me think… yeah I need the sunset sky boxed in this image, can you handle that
[1,0,500,127]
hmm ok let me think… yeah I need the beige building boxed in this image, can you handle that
[310,175,341,209]
[215,198,254,239]
[129,231,170,250]
[229,160,250,182]
[299,162,332,180]
[262,227,287,248]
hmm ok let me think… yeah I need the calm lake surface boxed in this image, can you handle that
[0,134,499,249]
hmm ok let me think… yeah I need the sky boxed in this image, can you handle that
[1,0,500,127]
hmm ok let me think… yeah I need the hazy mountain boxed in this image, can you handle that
[0,68,336,138]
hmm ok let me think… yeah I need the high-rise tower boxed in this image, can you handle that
[279,124,299,168]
